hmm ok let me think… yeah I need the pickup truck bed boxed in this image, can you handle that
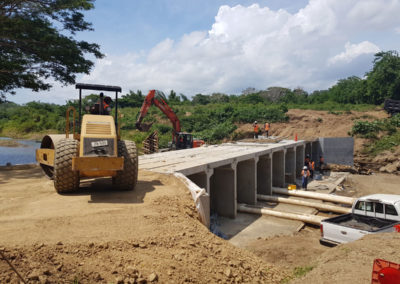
[335,214,397,231]
[320,213,399,246]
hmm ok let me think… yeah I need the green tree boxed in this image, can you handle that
[192,94,210,105]
[210,92,229,103]
[238,93,265,104]
[168,90,180,104]
[180,93,189,102]
[119,90,144,108]
[0,0,104,99]
[365,51,400,104]
[328,76,365,104]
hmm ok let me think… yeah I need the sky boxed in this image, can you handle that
[10,0,400,104]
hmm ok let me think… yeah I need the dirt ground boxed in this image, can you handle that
[242,172,400,283]
[236,108,400,173]
[237,108,387,144]
[1,168,400,284]
[0,167,287,283]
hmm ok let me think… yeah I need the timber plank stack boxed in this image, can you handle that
[143,131,159,154]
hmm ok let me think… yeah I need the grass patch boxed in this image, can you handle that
[365,131,400,156]
[293,266,314,277]
[350,114,400,156]
[280,265,315,283]
[328,110,342,115]
[286,102,376,112]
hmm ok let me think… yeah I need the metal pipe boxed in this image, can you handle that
[115,91,118,131]
[258,194,351,214]
[238,204,326,226]
[79,88,82,132]
[272,188,355,205]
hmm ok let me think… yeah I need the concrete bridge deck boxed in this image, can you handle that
[139,140,308,219]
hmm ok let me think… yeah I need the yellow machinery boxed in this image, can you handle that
[36,83,138,193]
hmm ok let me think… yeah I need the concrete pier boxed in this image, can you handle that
[139,140,306,219]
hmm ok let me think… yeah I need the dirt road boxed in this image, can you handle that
[0,167,286,283]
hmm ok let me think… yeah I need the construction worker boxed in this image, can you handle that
[264,122,270,137]
[301,166,310,190]
[103,96,112,115]
[310,160,315,179]
[253,121,259,139]
[304,154,311,168]
[90,93,113,115]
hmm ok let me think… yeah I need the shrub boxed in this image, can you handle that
[350,120,382,136]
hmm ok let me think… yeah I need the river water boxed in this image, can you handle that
[0,137,41,165]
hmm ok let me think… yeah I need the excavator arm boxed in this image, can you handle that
[135,90,181,141]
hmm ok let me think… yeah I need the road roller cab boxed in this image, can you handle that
[36,83,138,193]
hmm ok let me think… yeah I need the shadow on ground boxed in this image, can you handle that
[0,167,44,185]
[215,201,279,239]
[62,177,162,204]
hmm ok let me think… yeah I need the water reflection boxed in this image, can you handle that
[0,137,41,165]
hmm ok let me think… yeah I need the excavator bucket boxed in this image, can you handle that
[136,122,153,132]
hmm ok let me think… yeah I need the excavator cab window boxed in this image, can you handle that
[176,133,193,149]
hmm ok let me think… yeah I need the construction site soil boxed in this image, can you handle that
[0,168,286,283]
[1,108,399,283]
[237,109,400,174]
[1,167,400,283]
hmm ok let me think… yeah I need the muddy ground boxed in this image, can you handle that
[1,167,400,283]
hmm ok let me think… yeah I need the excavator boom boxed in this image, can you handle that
[136,90,180,142]
[135,90,204,150]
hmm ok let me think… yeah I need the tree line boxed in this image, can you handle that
[116,51,400,108]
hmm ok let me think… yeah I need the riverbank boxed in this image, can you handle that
[0,130,59,141]
[0,137,41,165]
[0,140,28,147]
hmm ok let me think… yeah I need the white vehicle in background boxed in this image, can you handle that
[320,194,400,246]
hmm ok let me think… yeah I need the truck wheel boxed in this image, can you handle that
[114,140,138,191]
[54,138,80,193]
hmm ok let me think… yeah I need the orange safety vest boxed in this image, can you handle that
[312,161,315,170]
[254,125,259,133]
[265,123,270,131]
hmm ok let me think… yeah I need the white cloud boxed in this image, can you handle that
[14,0,400,103]
[328,41,380,65]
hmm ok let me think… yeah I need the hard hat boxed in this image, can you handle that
[303,166,308,170]
[254,121,258,123]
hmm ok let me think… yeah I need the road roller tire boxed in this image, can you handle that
[54,138,80,193]
[114,140,138,191]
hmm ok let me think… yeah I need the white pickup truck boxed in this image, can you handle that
[320,194,400,246]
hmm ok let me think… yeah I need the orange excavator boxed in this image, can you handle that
[135,90,204,150]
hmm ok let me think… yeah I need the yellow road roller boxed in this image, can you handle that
[36,83,138,193]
